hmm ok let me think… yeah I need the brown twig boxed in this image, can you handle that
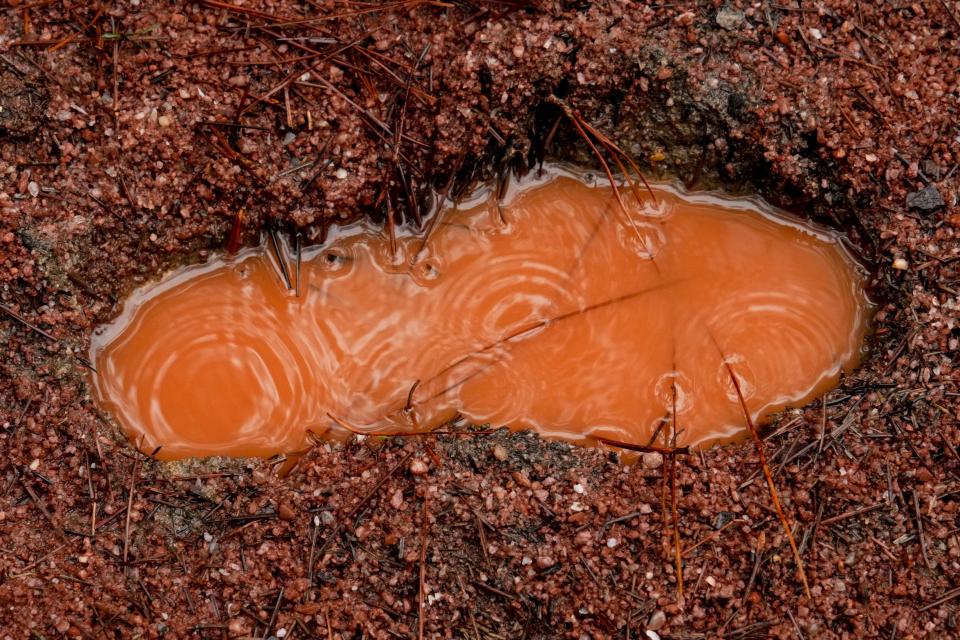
[49,7,103,52]
[595,437,689,455]
[0,303,56,341]
[919,586,960,612]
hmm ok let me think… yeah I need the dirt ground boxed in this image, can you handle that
[1,1,958,638]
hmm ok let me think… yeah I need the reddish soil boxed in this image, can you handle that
[1,1,958,638]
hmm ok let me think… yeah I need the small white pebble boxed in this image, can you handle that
[157,115,171,127]
[334,168,348,179]
[606,538,618,548]
[573,483,585,494]
[29,459,40,470]
[705,575,717,587]
[645,631,661,640]
[409,459,429,475]
[203,532,213,542]
[647,609,666,631]
[27,181,40,198]
[809,28,823,39]
[276,629,286,638]
[892,258,908,270]
[642,452,663,469]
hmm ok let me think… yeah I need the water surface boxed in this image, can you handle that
[90,167,870,458]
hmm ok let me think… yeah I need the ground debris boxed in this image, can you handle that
[906,184,945,211]
[0,1,957,638]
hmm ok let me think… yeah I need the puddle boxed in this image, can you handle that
[89,166,871,459]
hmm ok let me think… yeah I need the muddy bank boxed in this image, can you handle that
[0,1,958,638]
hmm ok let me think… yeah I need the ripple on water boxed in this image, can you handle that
[90,165,871,459]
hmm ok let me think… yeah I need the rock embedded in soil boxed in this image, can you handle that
[906,184,945,211]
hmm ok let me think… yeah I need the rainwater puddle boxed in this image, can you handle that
[89,166,871,459]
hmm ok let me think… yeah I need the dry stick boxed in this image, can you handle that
[236,24,371,120]
[786,608,806,640]
[49,7,103,52]
[818,394,828,455]
[273,1,451,28]
[594,436,688,455]
[719,352,811,598]
[819,502,883,527]
[264,587,284,639]
[658,456,670,572]
[306,516,319,595]
[112,37,119,128]
[919,586,960,612]
[0,303,57,341]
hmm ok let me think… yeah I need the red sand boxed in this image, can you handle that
[0,2,958,638]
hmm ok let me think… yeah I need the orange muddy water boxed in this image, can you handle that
[90,167,870,459]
